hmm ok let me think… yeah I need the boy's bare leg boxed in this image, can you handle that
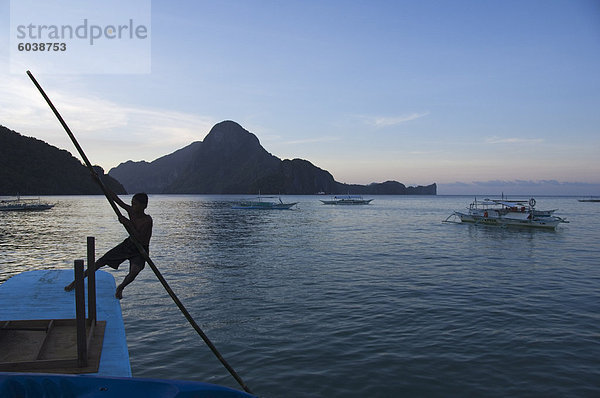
[115,264,143,299]
[115,284,124,300]
[64,263,102,291]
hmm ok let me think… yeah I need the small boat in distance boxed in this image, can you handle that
[445,197,568,229]
[0,196,55,211]
[320,195,373,205]
[233,195,297,210]
[578,197,600,202]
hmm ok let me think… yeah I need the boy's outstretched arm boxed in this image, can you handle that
[109,191,131,212]
[90,170,129,211]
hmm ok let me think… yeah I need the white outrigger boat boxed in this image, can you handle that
[0,196,55,211]
[445,197,568,230]
[232,195,297,210]
[320,195,372,205]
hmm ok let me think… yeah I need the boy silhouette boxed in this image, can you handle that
[65,192,153,299]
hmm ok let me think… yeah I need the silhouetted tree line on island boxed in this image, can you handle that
[0,125,125,195]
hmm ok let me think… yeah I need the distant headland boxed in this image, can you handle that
[0,125,125,195]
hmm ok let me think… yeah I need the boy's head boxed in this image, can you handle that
[132,193,148,209]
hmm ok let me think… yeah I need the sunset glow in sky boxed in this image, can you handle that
[1,0,599,195]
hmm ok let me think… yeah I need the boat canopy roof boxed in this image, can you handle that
[482,198,529,206]
[494,200,526,207]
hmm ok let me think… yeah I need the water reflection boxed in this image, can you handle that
[1,196,599,398]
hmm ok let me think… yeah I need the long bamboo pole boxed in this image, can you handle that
[26,70,254,395]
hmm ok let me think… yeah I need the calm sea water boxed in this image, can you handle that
[1,195,599,397]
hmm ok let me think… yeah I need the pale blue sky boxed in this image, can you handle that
[1,0,599,194]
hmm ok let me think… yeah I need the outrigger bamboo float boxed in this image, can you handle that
[445,197,569,230]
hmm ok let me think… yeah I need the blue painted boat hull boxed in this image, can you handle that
[0,372,256,397]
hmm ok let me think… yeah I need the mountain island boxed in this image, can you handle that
[0,121,435,195]
[108,120,436,195]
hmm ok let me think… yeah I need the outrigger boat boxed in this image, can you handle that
[320,195,372,205]
[233,195,297,210]
[578,197,600,202]
[445,197,568,229]
[0,196,55,211]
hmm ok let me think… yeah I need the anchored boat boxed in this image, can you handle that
[320,195,372,205]
[0,196,55,211]
[233,195,297,210]
[578,197,600,202]
[445,197,568,229]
